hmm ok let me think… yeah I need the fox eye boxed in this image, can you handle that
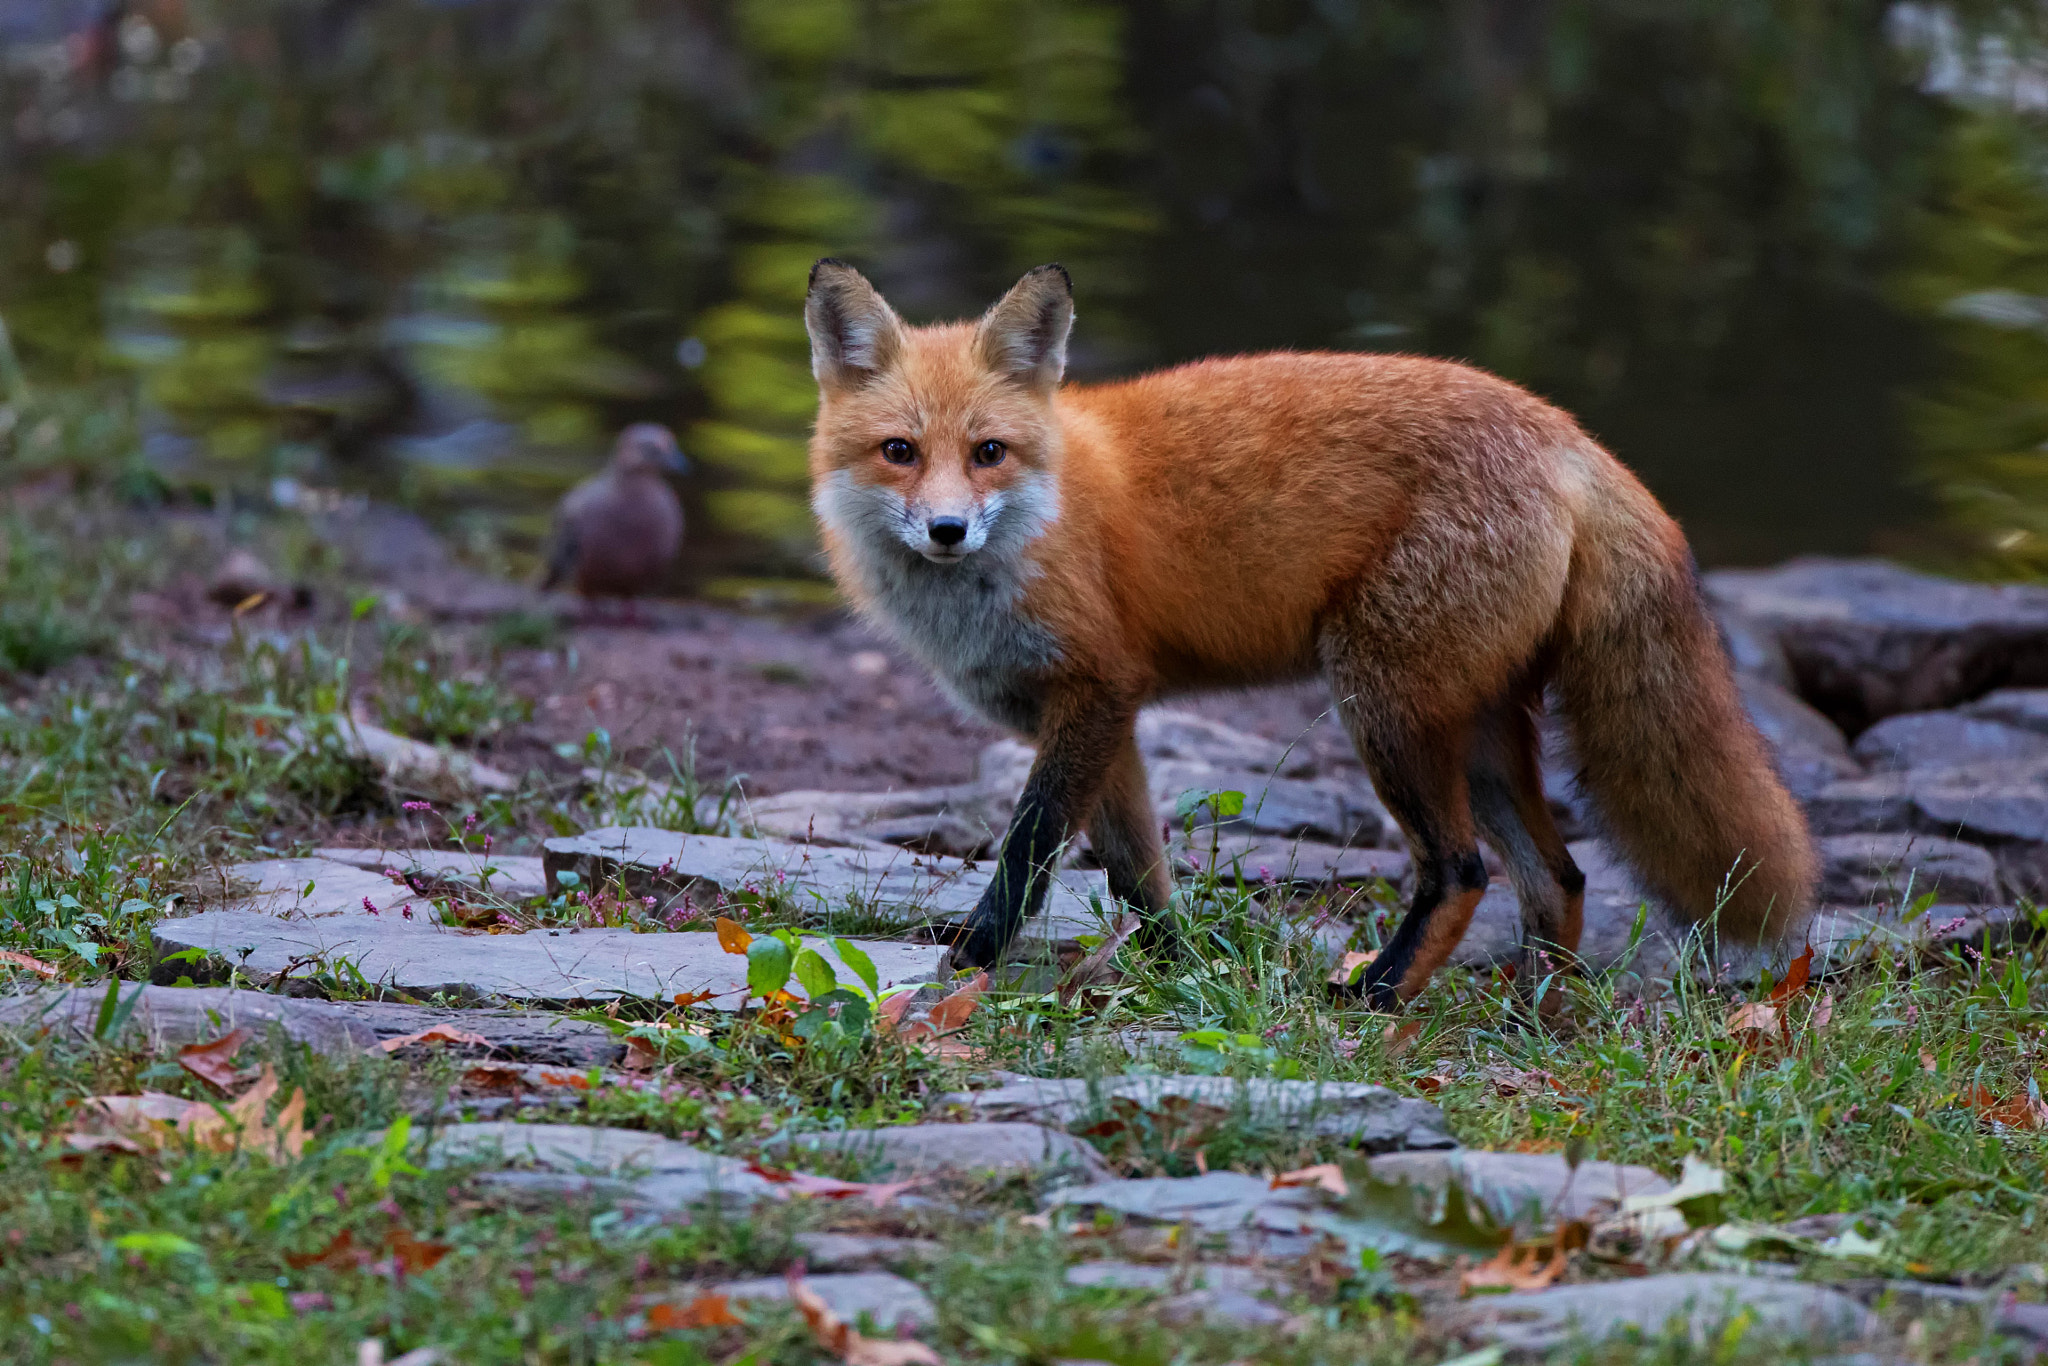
[972,439,1007,468]
[880,438,916,465]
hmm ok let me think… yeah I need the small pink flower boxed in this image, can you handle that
[402,800,434,813]
[362,897,379,916]
[464,812,479,831]
[642,896,656,908]
[1931,916,1969,936]
[401,904,414,920]
[1257,865,1273,882]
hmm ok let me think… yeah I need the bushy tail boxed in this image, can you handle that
[1551,495,1818,942]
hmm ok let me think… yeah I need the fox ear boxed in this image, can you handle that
[805,260,904,389]
[976,265,1073,390]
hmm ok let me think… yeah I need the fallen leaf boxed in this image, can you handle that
[925,971,988,1034]
[673,990,716,1007]
[1919,1047,1938,1074]
[1724,1002,1779,1037]
[60,1132,146,1156]
[180,1065,308,1162]
[286,1229,362,1271]
[177,1027,254,1092]
[621,1036,661,1072]
[0,948,59,978]
[1058,911,1141,1005]
[1415,1074,1452,1095]
[1271,1162,1348,1197]
[715,917,752,954]
[647,1292,742,1330]
[386,1225,453,1274]
[1383,1019,1422,1059]
[1810,992,1834,1031]
[1459,1239,1568,1294]
[876,990,917,1033]
[745,1162,920,1207]
[1962,1084,2047,1130]
[1328,949,1377,986]
[1485,1066,1565,1097]
[1768,943,1815,1005]
[788,1271,942,1365]
[377,1023,491,1053]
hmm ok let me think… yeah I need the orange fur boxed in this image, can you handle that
[804,262,1818,1004]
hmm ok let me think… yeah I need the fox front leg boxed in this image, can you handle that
[941,695,1134,974]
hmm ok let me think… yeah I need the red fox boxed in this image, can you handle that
[803,260,1818,1009]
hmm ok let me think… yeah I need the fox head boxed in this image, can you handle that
[805,261,1071,565]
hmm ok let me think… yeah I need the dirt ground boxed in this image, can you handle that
[487,605,1370,798]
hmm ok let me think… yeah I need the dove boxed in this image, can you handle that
[541,423,689,612]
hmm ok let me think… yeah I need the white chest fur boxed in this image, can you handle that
[814,469,1063,730]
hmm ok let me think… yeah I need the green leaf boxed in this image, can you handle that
[832,937,880,998]
[1173,787,1245,821]
[792,947,838,1000]
[113,1231,201,1259]
[746,936,794,996]
[815,988,871,1040]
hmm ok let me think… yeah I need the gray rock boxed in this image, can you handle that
[541,826,1111,939]
[713,1272,935,1333]
[1740,676,1860,797]
[1149,760,1388,846]
[313,848,549,900]
[1175,835,1409,888]
[1048,1171,1327,1235]
[431,1121,784,1211]
[0,984,377,1055]
[342,715,517,794]
[947,1074,1453,1151]
[1703,557,2048,732]
[1717,604,1798,690]
[1366,1150,1670,1235]
[204,857,413,917]
[1136,708,1319,778]
[1959,687,2048,734]
[793,1232,943,1270]
[1448,1272,1876,1353]
[1850,711,2048,772]
[152,905,941,1006]
[738,785,997,857]
[1805,773,1917,836]
[1065,1262,1296,1326]
[325,1000,625,1066]
[1818,832,2000,906]
[775,1122,1115,1183]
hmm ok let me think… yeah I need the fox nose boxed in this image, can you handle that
[928,517,968,548]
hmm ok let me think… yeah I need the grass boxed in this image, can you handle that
[0,496,2042,1361]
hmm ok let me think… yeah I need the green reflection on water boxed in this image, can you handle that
[2,0,2048,576]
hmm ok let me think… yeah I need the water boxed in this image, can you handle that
[2,0,2045,582]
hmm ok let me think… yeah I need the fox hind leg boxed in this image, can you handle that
[1085,729,1175,949]
[1334,694,1489,1011]
[1468,693,1586,1016]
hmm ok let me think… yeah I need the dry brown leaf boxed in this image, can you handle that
[1459,1239,1568,1294]
[1920,1048,1939,1074]
[1962,1084,2047,1130]
[926,972,988,1034]
[286,1229,362,1271]
[621,1036,662,1072]
[377,1023,491,1053]
[1768,943,1815,1005]
[60,1131,147,1157]
[386,1225,453,1274]
[180,1065,308,1162]
[788,1271,942,1366]
[715,917,752,954]
[1382,1019,1422,1059]
[1271,1163,1348,1197]
[672,990,716,1007]
[1327,949,1377,986]
[1811,992,1834,1031]
[1486,1066,1565,1097]
[178,1027,255,1092]
[0,948,59,978]
[745,1162,920,1207]
[1415,1074,1452,1095]
[876,989,917,1034]
[1724,1002,1779,1036]
[646,1293,742,1330]
[1058,912,1141,1006]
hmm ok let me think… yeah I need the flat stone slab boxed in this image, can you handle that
[151,907,942,1006]
[542,826,1113,946]
[1175,835,1410,888]
[948,1074,1454,1151]
[431,1121,784,1210]
[793,1232,942,1270]
[1048,1171,1329,1235]
[326,1000,625,1066]
[1447,1272,1876,1353]
[1066,1260,1295,1327]
[1365,1149,1671,1235]
[713,1272,935,1333]
[775,1122,1114,1183]
[202,857,414,916]
[314,847,549,899]
[0,985,379,1055]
